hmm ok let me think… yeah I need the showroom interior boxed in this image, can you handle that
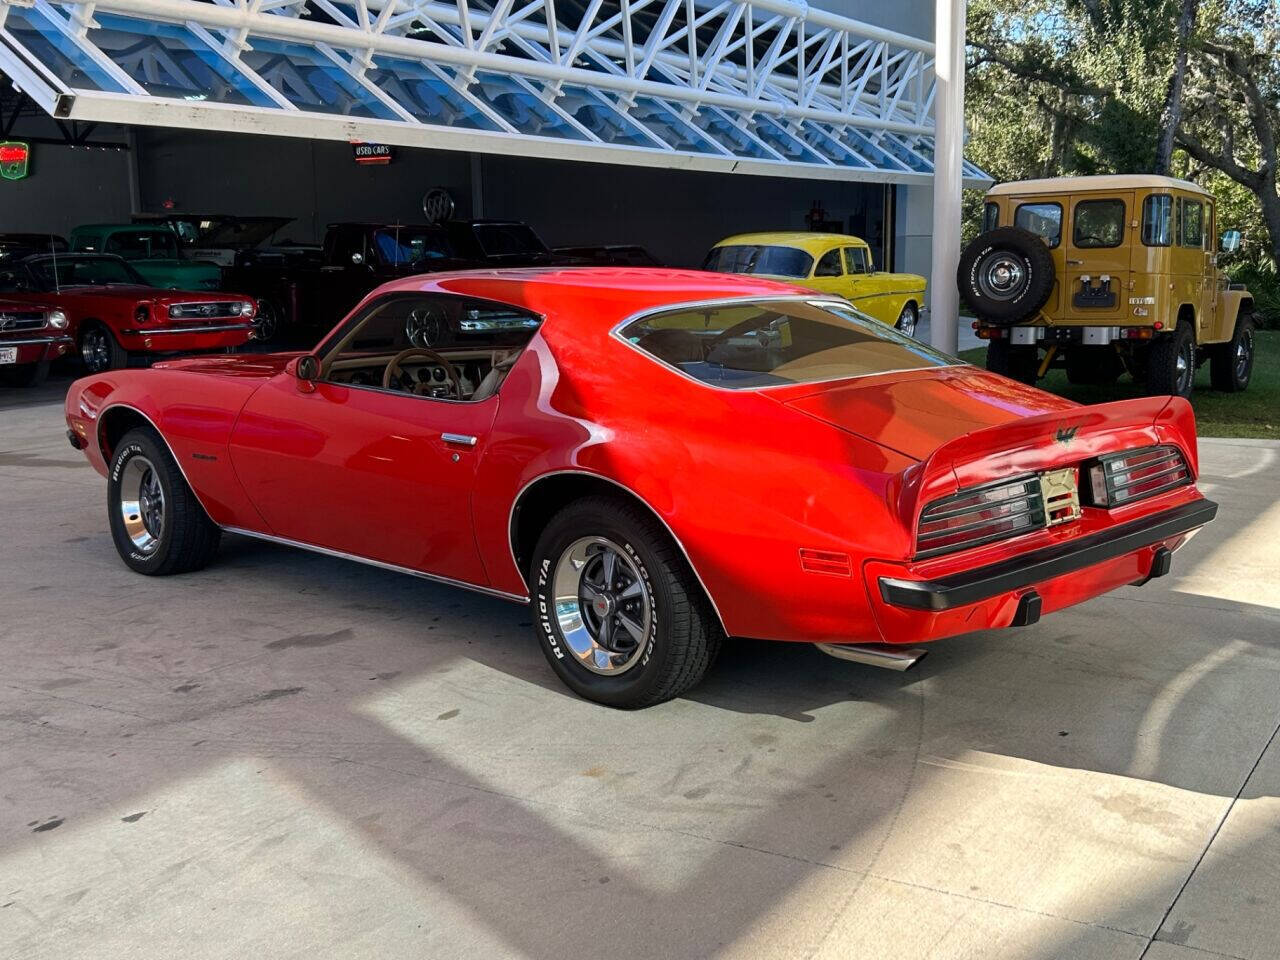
[4,0,1280,959]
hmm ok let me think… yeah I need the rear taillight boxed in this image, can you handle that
[916,476,1046,558]
[1086,445,1191,507]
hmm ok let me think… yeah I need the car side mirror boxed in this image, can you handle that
[295,354,320,381]
[1221,230,1241,253]
[350,252,364,266]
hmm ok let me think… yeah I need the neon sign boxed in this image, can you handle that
[0,142,30,180]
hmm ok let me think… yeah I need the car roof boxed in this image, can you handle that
[73,223,174,233]
[987,174,1212,197]
[712,232,869,254]
[373,267,823,333]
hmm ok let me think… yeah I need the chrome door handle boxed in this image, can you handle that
[1067,259,1084,265]
[441,433,477,447]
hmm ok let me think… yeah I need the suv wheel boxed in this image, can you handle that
[530,496,721,708]
[1146,321,1196,398]
[985,339,1039,385]
[1209,313,1255,393]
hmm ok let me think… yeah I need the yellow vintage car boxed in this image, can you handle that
[703,231,927,335]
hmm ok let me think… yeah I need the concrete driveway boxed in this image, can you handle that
[1,377,1278,960]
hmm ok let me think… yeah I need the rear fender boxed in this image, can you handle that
[897,396,1195,532]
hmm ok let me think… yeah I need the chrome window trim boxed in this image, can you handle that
[608,294,966,393]
[507,469,729,635]
[222,526,528,603]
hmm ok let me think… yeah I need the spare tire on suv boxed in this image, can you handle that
[957,227,1056,324]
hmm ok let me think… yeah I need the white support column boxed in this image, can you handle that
[928,0,965,355]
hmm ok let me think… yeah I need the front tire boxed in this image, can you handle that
[531,496,721,708]
[1146,321,1196,398]
[1209,314,1255,392]
[894,302,919,338]
[985,338,1039,384]
[107,427,220,575]
[80,323,128,374]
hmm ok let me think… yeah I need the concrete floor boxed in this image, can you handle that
[1,374,1278,960]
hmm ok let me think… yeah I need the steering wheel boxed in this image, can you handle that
[382,347,463,398]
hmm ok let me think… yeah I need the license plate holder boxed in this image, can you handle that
[0,346,17,365]
[1040,466,1081,527]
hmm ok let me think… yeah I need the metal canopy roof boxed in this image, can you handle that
[0,0,991,185]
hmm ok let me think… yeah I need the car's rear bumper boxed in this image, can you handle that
[860,497,1216,646]
[879,498,1218,611]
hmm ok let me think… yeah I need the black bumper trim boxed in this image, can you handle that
[880,498,1218,612]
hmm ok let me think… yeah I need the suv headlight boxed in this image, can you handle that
[47,309,69,329]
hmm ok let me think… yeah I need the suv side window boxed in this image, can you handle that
[1180,199,1204,248]
[1142,195,1173,246]
[983,202,1000,232]
[813,249,843,277]
[1073,199,1125,248]
[1014,203,1062,248]
[844,247,870,274]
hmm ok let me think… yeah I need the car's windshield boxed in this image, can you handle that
[371,227,458,266]
[621,298,962,389]
[27,255,148,289]
[473,223,548,257]
[702,245,814,279]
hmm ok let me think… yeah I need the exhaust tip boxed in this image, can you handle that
[816,642,929,672]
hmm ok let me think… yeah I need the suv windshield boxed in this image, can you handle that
[703,245,814,279]
[621,298,961,389]
[27,255,147,289]
[371,227,457,266]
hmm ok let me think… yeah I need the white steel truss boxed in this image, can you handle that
[0,0,991,185]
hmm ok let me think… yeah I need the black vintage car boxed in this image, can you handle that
[221,221,480,344]
[0,233,68,259]
[444,220,589,267]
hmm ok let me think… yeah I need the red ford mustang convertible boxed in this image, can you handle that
[64,269,1216,707]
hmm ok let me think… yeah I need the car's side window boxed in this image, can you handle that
[813,249,843,277]
[983,202,1000,232]
[1014,203,1063,248]
[1181,199,1204,249]
[844,247,870,275]
[1142,195,1173,246]
[318,293,541,403]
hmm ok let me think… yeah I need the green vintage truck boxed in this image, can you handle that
[69,224,221,290]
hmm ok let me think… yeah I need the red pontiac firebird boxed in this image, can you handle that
[64,269,1217,707]
[0,252,257,373]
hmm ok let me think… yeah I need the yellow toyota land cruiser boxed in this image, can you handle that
[704,232,927,336]
[959,175,1255,397]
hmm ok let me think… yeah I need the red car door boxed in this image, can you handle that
[229,373,499,586]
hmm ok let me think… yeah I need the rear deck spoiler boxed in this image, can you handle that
[897,396,1198,530]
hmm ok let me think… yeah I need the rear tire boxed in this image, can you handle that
[985,339,1039,384]
[1146,321,1196,398]
[530,496,721,708]
[1209,314,1255,392]
[80,323,128,374]
[107,427,220,575]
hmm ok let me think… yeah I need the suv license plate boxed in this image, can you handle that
[0,347,17,365]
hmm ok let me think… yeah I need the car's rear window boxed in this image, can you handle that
[620,298,962,390]
[702,245,814,279]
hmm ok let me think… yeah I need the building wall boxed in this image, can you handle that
[1,144,133,239]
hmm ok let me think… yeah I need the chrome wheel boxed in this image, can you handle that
[552,536,652,676]
[254,301,279,342]
[118,456,165,555]
[976,252,1027,302]
[81,328,111,372]
[1175,339,1194,395]
[895,304,918,338]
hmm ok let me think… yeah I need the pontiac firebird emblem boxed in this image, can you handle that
[1054,425,1079,445]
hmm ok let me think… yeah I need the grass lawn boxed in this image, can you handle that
[958,329,1280,440]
